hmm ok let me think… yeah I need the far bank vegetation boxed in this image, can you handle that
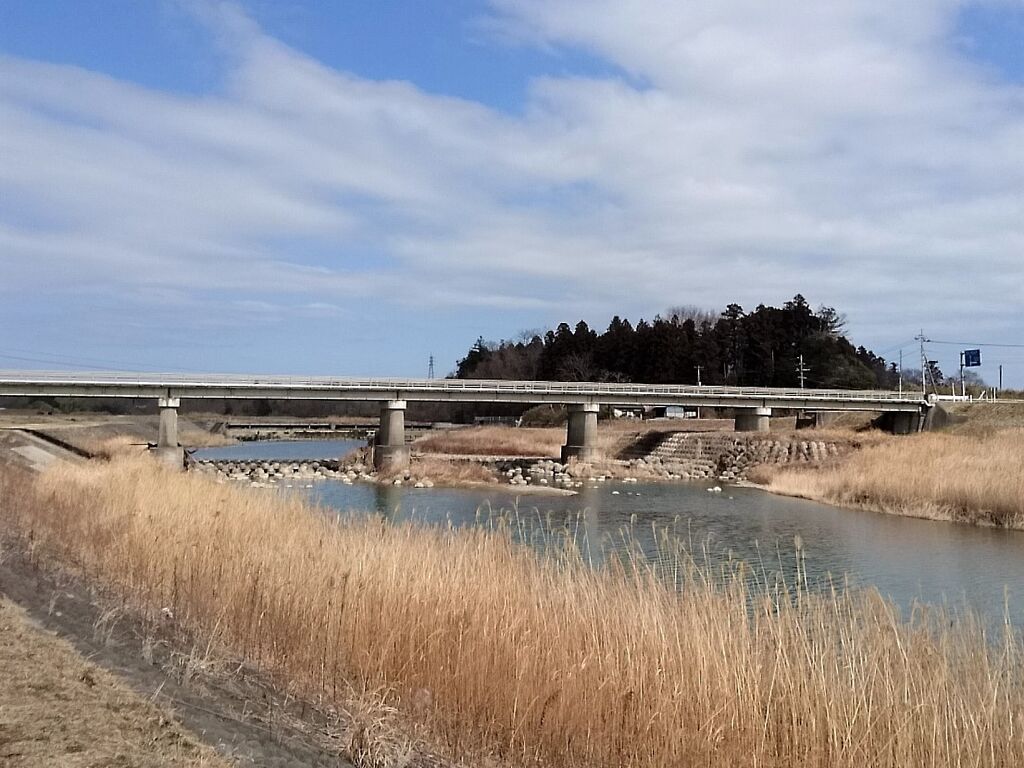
[414,421,665,459]
[761,429,1024,528]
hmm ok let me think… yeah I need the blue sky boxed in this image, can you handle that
[1,0,1022,383]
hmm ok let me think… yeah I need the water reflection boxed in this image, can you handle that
[193,439,365,462]
[197,440,1024,628]
[307,479,1024,628]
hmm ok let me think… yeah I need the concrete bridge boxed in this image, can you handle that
[0,371,930,469]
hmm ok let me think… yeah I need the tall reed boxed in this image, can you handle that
[1,457,1022,766]
[767,429,1024,527]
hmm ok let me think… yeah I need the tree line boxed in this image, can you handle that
[455,295,903,390]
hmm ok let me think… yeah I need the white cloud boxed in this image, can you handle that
[0,0,1021,367]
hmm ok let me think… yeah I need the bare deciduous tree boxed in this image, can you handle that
[663,305,717,327]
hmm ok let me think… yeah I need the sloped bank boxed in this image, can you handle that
[625,431,852,482]
[189,431,860,492]
[760,430,1024,529]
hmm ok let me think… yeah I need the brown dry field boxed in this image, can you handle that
[0,596,228,768]
[943,400,1024,435]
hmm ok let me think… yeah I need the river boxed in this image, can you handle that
[194,439,1024,628]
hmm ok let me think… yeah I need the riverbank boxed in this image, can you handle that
[0,595,229,768]
[755,429,1024,529]
[413,419,734,459]
[0,410,236,456]
[423,421,1024,532]
[2,455,1022,767]
[414,422,871,491]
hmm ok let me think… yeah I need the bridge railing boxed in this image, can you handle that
[0,370,925,404]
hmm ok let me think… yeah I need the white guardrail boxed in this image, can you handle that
[0,370,927,407]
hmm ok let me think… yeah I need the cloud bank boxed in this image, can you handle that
[1,0,1021,372]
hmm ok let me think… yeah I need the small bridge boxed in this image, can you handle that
[0,371,929,469]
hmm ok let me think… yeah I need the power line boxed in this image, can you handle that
[872,339,920,357]
[0,352,128,372]
[927,339,1024,349]
[0,348,211,374]
[0,346,165,371]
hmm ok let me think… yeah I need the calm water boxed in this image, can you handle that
[194,439,366,462]
[195,439,1024,626]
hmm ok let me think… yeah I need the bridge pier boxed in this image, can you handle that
[561,403,599,463]
[735,407,772,433]
[373,400,410,472]
[152,397,185,469]
[887,411,921,435]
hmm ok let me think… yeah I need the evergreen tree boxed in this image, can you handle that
[454,297,896,391]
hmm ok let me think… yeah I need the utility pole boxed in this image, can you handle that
[999,364,1003,396]
[898,349,903,396]
[915,331,927,396]
[428,355,435,380]
[694,365,704,419]
[796,354,809,389]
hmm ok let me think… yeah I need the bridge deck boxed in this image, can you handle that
[0,371,926,412]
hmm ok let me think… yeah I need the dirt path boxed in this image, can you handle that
[0,430,87,472]
[0,554,355,767]
[0,596,228,767]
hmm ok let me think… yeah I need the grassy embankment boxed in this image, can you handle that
[761,429,1024,528]
[2,457,1023,767]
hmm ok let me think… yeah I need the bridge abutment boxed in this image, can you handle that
[152,397,185,469]
[561,403,599,463]
[373,400,410,472]
[887,411,922,435]
[735,407,772,433]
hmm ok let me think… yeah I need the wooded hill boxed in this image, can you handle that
[456,295,899,390]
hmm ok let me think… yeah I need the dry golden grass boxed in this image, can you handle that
[944,401,1024,436]
[415,425,565,457]
[176,426,236,449]
[771,426,890,446]
[380,456,499,486]
[0,597,228,768]
[2,457,1023,766]
[767,429,1024,528]
[81,434,149,459]
[414,422,690,459]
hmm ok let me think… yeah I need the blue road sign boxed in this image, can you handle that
[964,349,982,367]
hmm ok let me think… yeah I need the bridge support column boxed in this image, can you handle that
[152,397,184,469]
[561,403,599,463]
[888,411,921,435]
[735,407,771,433]
[373,400,410,472]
